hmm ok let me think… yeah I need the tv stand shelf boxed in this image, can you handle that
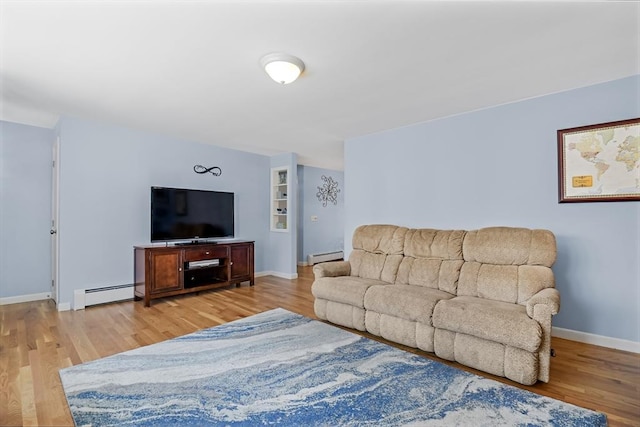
[134,240,254,307]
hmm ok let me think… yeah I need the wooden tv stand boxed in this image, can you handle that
[134,241,254,307]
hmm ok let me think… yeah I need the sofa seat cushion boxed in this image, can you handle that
[364,284,454,324]
[311,276,387,308]
[432,296,542,352]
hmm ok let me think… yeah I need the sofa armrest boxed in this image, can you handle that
[313,261,351,279]
[525,287,560,382]
[526,288,560,318]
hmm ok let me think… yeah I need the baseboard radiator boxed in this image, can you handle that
[307,251,344,265]
[74,283,134,310]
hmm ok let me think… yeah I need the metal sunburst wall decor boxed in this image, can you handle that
[316,175,340,207]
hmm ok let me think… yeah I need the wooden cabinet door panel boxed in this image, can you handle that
[150,251,182,293]
[230,244,252,281]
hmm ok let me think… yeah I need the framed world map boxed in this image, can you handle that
[557,118,639,203]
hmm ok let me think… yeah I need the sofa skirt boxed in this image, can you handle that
[314,299,366,331]
[365,311,436,353]
[434,329,539,385]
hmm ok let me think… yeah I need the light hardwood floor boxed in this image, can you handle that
[1,267,638,426]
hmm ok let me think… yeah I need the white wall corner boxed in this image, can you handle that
[57,302,71,311]
[73,289,86,310]
[552,327,640,354]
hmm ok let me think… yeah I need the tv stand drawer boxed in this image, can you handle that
[184,246,228,261]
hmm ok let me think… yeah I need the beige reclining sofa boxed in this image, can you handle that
[311,224,560,385]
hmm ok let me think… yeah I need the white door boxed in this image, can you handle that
[50,137,60,305]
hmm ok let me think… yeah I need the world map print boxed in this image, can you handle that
[561,120,639,200]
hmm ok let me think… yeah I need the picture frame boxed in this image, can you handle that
[557,118,639,203]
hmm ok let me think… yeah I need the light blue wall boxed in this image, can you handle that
[268,153,298,277]
[297,165,344,264]
[56,116,270,307]
[0,121,54,298]
[344,75,640,342]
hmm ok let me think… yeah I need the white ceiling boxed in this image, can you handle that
[1,1,638,170]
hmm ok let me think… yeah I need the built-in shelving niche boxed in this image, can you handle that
[270,167,289,232]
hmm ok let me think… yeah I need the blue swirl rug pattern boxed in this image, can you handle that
[59,308,606,426]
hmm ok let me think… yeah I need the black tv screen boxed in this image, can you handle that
[151,187,234,242]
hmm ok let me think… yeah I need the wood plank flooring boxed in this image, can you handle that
[1,266,638,426]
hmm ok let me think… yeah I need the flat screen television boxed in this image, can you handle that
[151,187,234,242]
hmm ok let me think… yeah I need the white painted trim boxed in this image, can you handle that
[0,292,51,305]
[6,290,635,353]
[552,327,640,353]
[74,289,86,310]
[255,271,298,280]
[297,261,308,267]
[51,136,60,305]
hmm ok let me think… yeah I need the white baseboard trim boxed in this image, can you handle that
[74,289,85,310]
[15,289,633,353]
[552,327,639,353]
[0,292,51,306]
[297,261,308,267]
[255,271,298,280]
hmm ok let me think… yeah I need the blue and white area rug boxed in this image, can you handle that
[59,308,606,426]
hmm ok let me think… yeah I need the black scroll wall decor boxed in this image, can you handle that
[193,165,222,176]
[316,175,340,207]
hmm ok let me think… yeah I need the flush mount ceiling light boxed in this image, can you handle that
[260,53,305,84]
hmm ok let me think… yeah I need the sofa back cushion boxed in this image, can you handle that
[395,229,466,294]
[458,227,556,304]
[349,225,408,283]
